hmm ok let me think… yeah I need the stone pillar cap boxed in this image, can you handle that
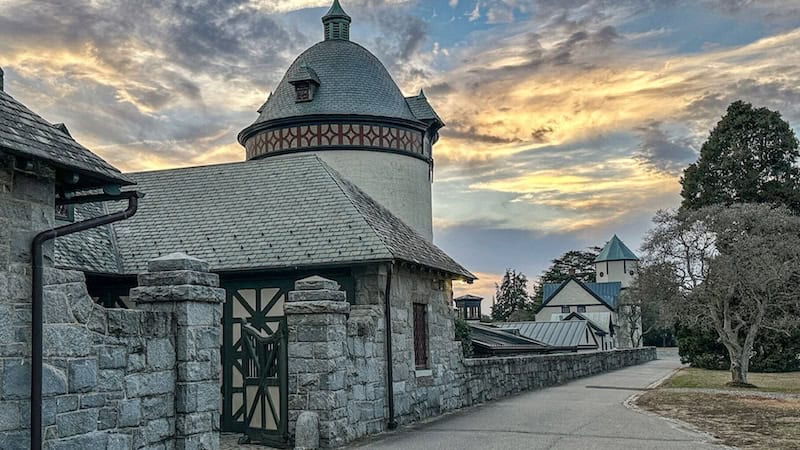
[148,252,210,273]
[295,275,339,291]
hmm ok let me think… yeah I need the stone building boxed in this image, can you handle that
[52,1,473,446]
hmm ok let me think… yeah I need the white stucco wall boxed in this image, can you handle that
[300,150,433,241]
[595,259,638,287]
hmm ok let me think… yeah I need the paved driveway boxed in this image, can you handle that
[351,354,722,449]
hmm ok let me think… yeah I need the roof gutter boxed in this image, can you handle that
[30,190,143,449]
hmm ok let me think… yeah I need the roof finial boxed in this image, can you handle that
[322,0,351,41]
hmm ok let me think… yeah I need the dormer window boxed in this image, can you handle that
[287,65,320,103]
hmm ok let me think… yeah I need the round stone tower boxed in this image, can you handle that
[238,0,443,241]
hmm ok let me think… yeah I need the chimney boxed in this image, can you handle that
[0,67,4,92]
[568,268,576,276]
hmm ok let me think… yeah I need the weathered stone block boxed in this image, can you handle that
[146,338,176,370]
[148,253,209,273]
[68,359,97,393]
[141,417,173,444]
[107,309,142,337]
[44,325,92,357]
[98,406,117,429]
[118,398,142,427]
[295,411,320,450]
[107,433,133,450]
[295,276,339,292]
[175,411,212,435]
[0,401,20,431]
[98,346,127,369]
[131,285,224,305]
[175,381,218,413]
[56,408,98,438]
[79,393,105,409]
[138,270,219,288]
[2,360,66,398]
[125,371,175,398]
[287,291,346,303]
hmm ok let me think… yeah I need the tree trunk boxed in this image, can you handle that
[729,352,750,385]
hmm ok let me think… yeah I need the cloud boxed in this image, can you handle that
[634,122,697,174]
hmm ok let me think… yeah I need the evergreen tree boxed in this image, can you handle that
[531,248,601,308]
[681,100,800,212]
[490,269,534,322]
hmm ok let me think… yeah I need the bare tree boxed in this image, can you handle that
[642,204,800,385]
[617,263,679,347]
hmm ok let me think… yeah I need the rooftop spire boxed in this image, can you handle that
[322,0,351,41]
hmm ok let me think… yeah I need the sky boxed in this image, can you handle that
[2,0,800,308]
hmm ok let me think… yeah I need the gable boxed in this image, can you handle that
[545,280,604,306]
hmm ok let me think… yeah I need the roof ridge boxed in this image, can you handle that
[315,157,394,260]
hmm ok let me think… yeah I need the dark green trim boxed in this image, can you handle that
[238,114,428,145]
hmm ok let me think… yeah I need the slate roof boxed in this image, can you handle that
[497,321,588,349]
[54,201,123,274]
[249,40,419,126]
[54,154,473,279]
[594,235,638,262]
[455,294,483,301]
[0,90,132,189]
[405,92,444,125]
[542,278,621,309]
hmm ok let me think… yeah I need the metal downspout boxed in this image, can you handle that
[383,262,398,430]
[30,191,143,450]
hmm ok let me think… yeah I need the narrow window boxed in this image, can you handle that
[413,303,429,369]
[295,82,310,102]
[577,305,586,313]
[561,305,570,314]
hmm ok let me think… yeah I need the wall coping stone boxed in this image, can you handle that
[285,301,350,315]
[148,252,210,273]
[138,270,220,288]
[295,276,340,291]
[462,347,657,366]
[130,285,225,304]
[288,290,345,303]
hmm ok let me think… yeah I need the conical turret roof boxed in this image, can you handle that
[594,235,638,262]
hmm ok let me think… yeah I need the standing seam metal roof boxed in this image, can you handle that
[497,321,588,348]
[594,235,638,262]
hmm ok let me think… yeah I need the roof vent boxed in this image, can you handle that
[322,0,351,41]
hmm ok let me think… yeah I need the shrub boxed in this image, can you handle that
[678,325,800,372]
[454,317,473,357]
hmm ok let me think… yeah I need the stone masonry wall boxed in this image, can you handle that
[287,269,658,448]
[0,155,223,450]
[460,347,657,405]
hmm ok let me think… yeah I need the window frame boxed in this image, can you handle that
[413,303,429,370]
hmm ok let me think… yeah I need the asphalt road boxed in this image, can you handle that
[351,353,723,449]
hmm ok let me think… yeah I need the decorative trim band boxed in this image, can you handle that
[245,123,426,160]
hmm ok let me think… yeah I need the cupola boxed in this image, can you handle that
[322,0,351,41]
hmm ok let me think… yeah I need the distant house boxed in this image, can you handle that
[535,235,641,348]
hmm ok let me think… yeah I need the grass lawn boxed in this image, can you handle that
[662,367,800,394]
[637,391,800,449]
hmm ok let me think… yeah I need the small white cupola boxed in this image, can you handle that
[322,0,351,41]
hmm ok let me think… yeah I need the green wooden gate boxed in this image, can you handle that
[221,282,290,447]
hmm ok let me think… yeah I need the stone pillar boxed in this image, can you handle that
[286,276,350,449]
[130,253,224,450]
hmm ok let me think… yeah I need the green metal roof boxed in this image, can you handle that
[323,0,350,20]
[593,235,638,262]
